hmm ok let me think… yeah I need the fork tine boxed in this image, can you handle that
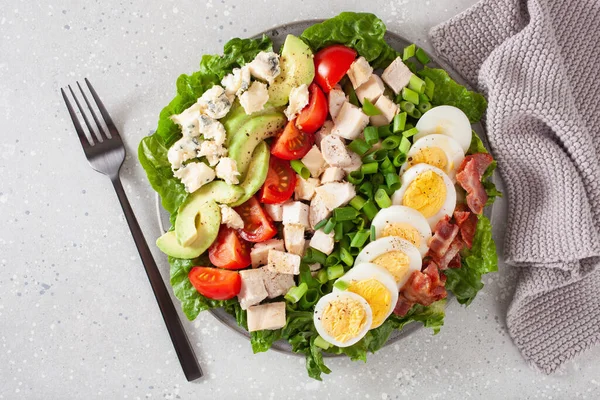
[85,78,119,138]
[76,81,107,142]
[61,87,92,148]
[68,85,97,145]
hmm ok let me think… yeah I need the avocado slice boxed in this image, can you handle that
[229,113,286,179]
[268,35,315,107]
[175,181,244,246]
[222,100,281,146]
[157,200,220,259]
[229,140,270,207]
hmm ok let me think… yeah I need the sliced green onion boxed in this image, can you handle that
[424,76,435,99]
[340,247,354,266]
[333,279,349,291]
[363,126,379,145]
[370,225,377,241]
[415,48,431,65]
[402,44,416,60]
[379,157,395,174]
[408,74,426,94]
[327,265,345,280]
[299,288,319,309]
[418,102,432,113]
[404,123,414,131]
[385,173,401,191]
[348,169,364,185]
[314,335,331,350]
[372,173,384,186]
[313,218,328,231]
[348,138,370,156]
[303,247,327,265]
[342,78,359,107]
[419,93,430,103]
[350,230,371,248]
[349,195,367,210]
[402,127,419,138]
[377,124,393,138]
[375,187,393,208]
[399,136,411,154]
[393,152,407,167]
[316,269,328,284]
[333,206,360,222]
[382,135,402,150]
[359,181,374,199]
[402,87,419,105]
[362,98,381,116]
[341,220,355,233]
[325,250,340,267]
[404,60,417,73]
[399,100,415,113]
[353,214,368,231]
[362,199,379,220]
[290,160,310,180]
[392,112,407,133]
[323,218,336,234]
[361,162,378,175]
[408,108,422,119]
[334,222,344,241]
[284,282,308,304]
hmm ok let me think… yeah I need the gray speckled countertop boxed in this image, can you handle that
[1,1,599,399]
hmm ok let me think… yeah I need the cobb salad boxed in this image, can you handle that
[139,12,500,380]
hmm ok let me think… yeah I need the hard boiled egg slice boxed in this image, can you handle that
[391,164,456,230]
[313,291,373,348]
[355,236,422,289]
[371,205,432,257]
[401,134,465,181]
[414,105,472,153]
[334,263,398,329]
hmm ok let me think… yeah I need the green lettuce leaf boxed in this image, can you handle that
[300,12,399,69]
[251,329,282,353]
[418,67,487,123]
[444,215,498,305]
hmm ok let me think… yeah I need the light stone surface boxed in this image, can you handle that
[1,0,599,399]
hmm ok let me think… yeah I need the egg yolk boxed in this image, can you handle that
[407,147,448,171]
[348,279,391,328]
[372,251,410,284]
[321,297,368,343]
[402,170,446,218]
[381,223,422,249]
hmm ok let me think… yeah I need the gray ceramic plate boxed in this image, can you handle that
[156,20,492,355]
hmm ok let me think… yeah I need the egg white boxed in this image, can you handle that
[414,105,472,153]
[371,205,432,257]
[401,134,465,181]
[355,236,422,289]
[313,292,373,348]
[391,164,457,230]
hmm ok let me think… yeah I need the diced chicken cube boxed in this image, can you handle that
[309,263,322,272]
[266,249,301,275]
[173,162,215,193]
[310,229,335,255]
[314,182,356,211]
[301,145,326,178]
[320,167,345,183]
[342,150,362,174]
[370,95,399,127]
[285,84,309,120]
[347,56,373,89]
[381,57,413,95]
[239,81,269,115]
[238,269,268,310]
[328,86,347,120]
[309,194,332,229]
[248,51,281,84]
[320,134,352,167]
[315,120,334,147]
[247,302,286,332]
[355,74,385,104]
[264,202,285,222]
[261,270,295,299]
[332,102,369,140]
[283,224,306,256]
[220,205,244,229]
[250,239,285,268]
[295,177,320,201]
[282,201,309,228]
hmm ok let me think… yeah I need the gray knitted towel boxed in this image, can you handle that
[429,0,600,373]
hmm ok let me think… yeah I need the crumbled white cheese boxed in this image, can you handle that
[248,51,281,84]
[170,103,203,137]
[167,137,200,170]
[198,115,227,146]
[215,157,241,185]
[221,66,251,97]
[239,81,269,115]
[197,140,227,166]
[220,204,244,229]
[198,85,233,119]
[284,84,309,120]
[173,162,215,193]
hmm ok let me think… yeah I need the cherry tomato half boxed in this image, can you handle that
[208,226,251,270]
[270,119,315,160]
[188,266,242,300]
[313,44,357,93]
[296,83,328,134]
[234,196,278,243]
[259,156,297,204]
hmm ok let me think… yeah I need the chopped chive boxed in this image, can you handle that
[377,124,393,138]
[415,48,431,65]
[382,135,402,150]
[340,247,354,266]
[314,335,331,350]
[375,187,393,208]
[402,44,416,60]
[327,264,345,280]
[342,79,359,107]
[399,136,411,154]
[393,152,407,167]
[408,74,426,94]
[362,98,381,116]
[363,126,379,145]
[334,222,344,241]
[323,218,336,234]
[348,138,370,156]
[399,101,415,113]
[362,199,379,220]
[325,250,340,267]
[418,102,432,113]
[349,195,367,210]
[379,157,395,174]
[407,108,422,119]
[361,162,378,175]
[303,247,327,265]
[316,269,328,284]
[392,112,407,133]
[370,225,377,241]
[359,181,374,199]
[333,206,360,222]
[299,288,320,309]
[350,230,371,248]
[402,127,419,138]
[313,218,328,231]
[333,279,350,291]
[290,160,310,180]
[424,76,435,99]
[348,169,364,185]
[402,87,419,105]
[284,282,308,304]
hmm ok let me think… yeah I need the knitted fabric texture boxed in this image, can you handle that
[429,0,600,373]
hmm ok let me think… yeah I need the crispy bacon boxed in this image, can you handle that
[428,216,459,257]
[456,153,494,214]
[431,236,465,269]
[394,261,448,316]
[447,251,462,269]
[453,204,478,248]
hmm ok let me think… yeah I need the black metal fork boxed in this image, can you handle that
[61,79,202,381]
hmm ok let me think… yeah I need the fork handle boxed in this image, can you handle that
[111,176,203,382]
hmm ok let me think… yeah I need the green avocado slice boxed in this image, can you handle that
[229,140,270,207]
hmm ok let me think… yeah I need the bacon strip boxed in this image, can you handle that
[432,236,464,269]
[456,153,494,214]
[394,261,448,316]
[428,216,459,257]
[454,204,478,248]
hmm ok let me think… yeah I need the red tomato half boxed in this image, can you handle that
[234,196,278,242]
[270,119,314,160]
[314,45,357,93]
[259,156,297,204]
[188,266,241,300]
[296,83,328,134]
[208,226,251,270]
